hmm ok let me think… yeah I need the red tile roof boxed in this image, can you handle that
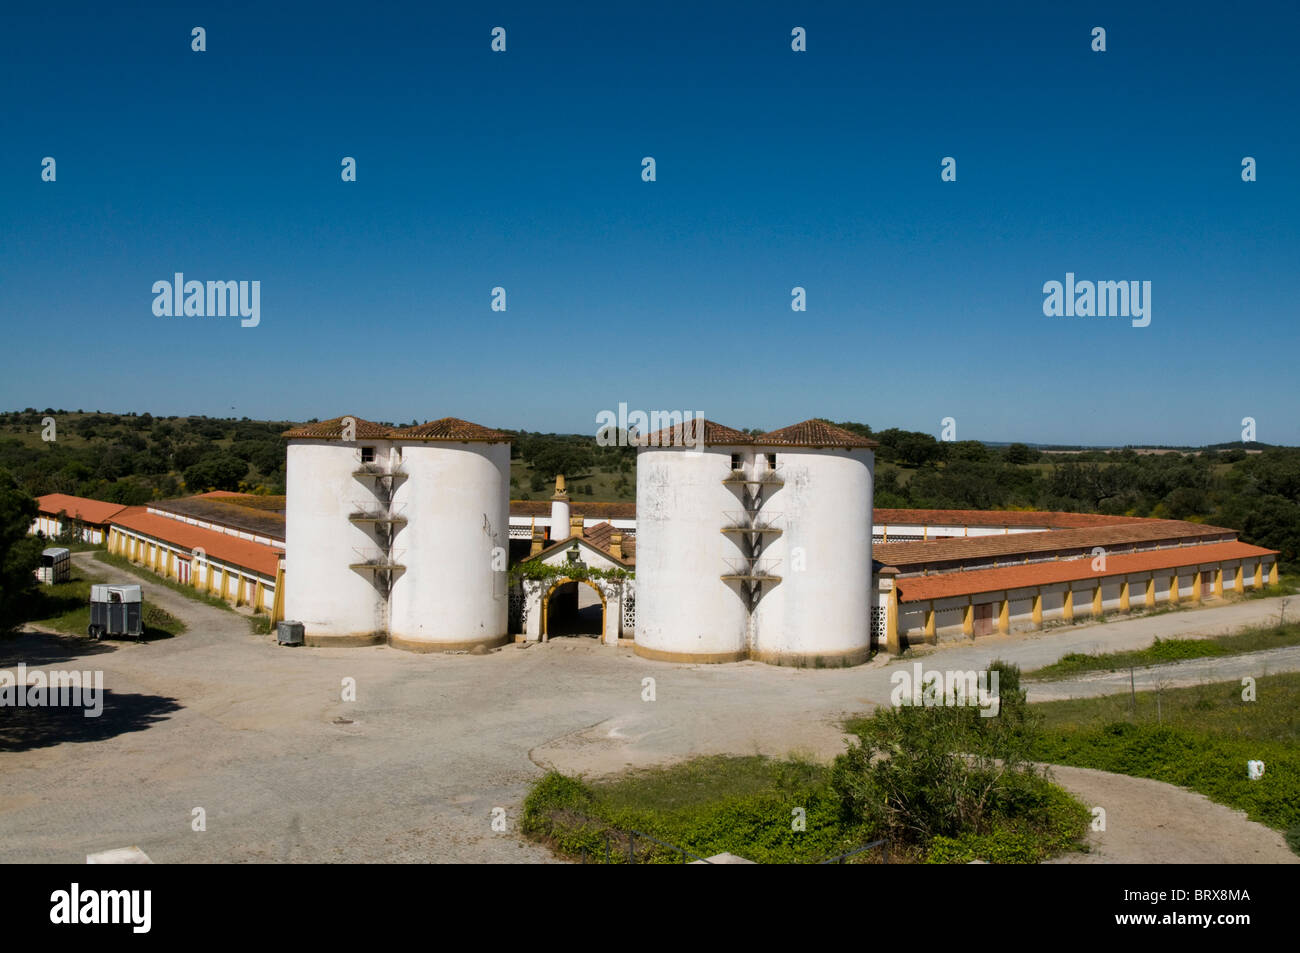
[35,494,130,526]
[110,508,282,578]
[510,500,636,519]
[755,419,878,449]
[282,415,395,439]
[876,520,1235,569]
[283,415,509,442]
[581,521,636,563]
[527,521,635,566]
[635,418,752,447]
[895,540,1277,603]
[388,417,509,442]
[874,508,1149,529]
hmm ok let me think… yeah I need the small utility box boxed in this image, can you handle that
[277,620,305,646]
[88,584,144,640]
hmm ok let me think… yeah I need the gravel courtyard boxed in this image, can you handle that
[0,553,1294,863]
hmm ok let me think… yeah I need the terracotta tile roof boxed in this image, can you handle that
[581,521,636,563]
[755,419,878,449]
[35,494,131,526]
[874,508,1148,529]
[510,500,636,519]
[151,495,286,541]
[525,523,635,567]
[282,415,395,439]
[876,520,1235,570]
[635,418,752,447]
[389,417,510,442]
[110,507,282,578]
[283,415,509,442]
[895,540,1278,603]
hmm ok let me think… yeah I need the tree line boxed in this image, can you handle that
[1,410,1295,572]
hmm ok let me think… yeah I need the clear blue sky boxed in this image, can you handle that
[2,2,1296,445]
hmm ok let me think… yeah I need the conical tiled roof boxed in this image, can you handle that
[388,417,510,442]
[282,416,395,439]
[635,417,753,447]
[754,419,878,448]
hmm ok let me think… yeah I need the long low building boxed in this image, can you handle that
[872,515,1279,651]
[29,491,285,620]
[106,508,283,617]
[32,494,130,544]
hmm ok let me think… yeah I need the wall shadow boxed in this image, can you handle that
[0,689,182,753]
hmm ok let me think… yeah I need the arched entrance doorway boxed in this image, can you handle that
[542,578,605,640]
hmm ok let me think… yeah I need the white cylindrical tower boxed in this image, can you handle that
[634,419,754,663]
[750,421,876,666]
[550,475,571,542]
[386,418,511,652]
[283,416,395,646]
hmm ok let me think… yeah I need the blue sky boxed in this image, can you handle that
[2,2,1296,445]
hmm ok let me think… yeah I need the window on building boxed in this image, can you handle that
[766,453,777,469]
[730,453,742,470]
[360,446,375,463]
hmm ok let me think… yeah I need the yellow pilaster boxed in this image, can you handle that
[1032,591,1043,628]
[254,578,265,613]
[233,573,244,607]
[962,599,973,637]
[1169,574,1180,605]
[1270,561,1279,586]
[1214,567,1223,598]
[1120,580,1130,611]
[1234,564,1244,594]
[1254,561,1264,588]
[1063,588,1074,622]
[270,559,286,627]
[998,598,1009,634]
[924,605,936,640]
[1193,570,1203,603]
[1092,585,1102,618]
[886,586,899,653]
[1146,575,1155,608]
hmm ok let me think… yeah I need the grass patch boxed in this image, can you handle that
[17,565,185,639]
[1243,578,1300,599]
[35,539,105,553]
[522,755,874,864]
[1025,622,1300,681]
[1030,673,1300,847]
[525,663,1089,864]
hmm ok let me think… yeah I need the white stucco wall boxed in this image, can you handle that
[635,445,750,660]
[387,440,510,648]
[752,446,874,662]
[284,440,389,639]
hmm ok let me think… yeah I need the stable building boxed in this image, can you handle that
[32,494,129,544]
